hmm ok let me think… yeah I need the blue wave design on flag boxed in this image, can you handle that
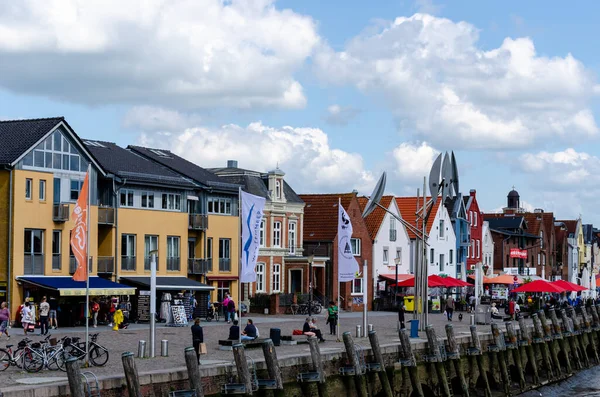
[244,204,255,267]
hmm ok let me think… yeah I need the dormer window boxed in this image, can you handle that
[275,180,281,199]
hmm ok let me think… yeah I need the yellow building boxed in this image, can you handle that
[0,118,240,325]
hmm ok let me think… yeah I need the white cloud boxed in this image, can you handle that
[414,0,443,15]
[323,104,361,126]
[314,13,599,150]
[0,0,319,109]
[392,141,439,181]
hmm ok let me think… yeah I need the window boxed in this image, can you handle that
[25,178,32,199]
[273,222,281,247]
[467,243,470,258]
[439,219,445,238]
[256,263,265,292]
[543,254,546,265]
[440,254,445,271]
[273,263,281,292]
[288,221,296,254]
[353,277,363,294]
[540,230,544,249]
[275,180,281,199]
[141,191,155,208]
[207,197,233,215]
[39,180,46,201]
[537,253,541,265]
[390,218,397,241]
[474,212,478,227]
[217,281,230,302]
[449,249,453,264]
[471,241,475,258]
[144,235,159,271]
[167,236,180,271]
[206,237,213,271]
[22,130,88,172]
[430,248,434,263]
[161,193,181,210]
[52,230,61,270]
[24,229,44,275]
[219,238,231,271]
[383,248,389,264]
[259,220,265,247]
[121,234,136,270]
[351,238,361,256]
[120,189,135,207]
[476,240,480,258]
[70,180,83,201]
[469,211,473,225]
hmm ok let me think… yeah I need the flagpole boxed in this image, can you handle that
[238,186,242,344]
[337,197,341,342]
[85,164,91,367]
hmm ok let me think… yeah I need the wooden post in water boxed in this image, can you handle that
[491,323,511,396]
[425,325,452,397]
[262,339,284,393]
[559,309,579,372]
[505,322,526,390]
[540,310,565,375]
[445,325,469,397]
[368,331,394,397]
[65,357,85,397]
[549,308,562,336]
[587,307,600,363]
[122,352,142,397]
[232,344,253,396]
[184,347,205,397]
[518,316,540,384]
[580,307,598,364]
[342,332,368,397]
[567,306,590,368]
[399,328,424,397]
[469,325,492,397]
[308,336,329,397]
[532,314,555,378]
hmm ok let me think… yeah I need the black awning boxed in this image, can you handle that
[119,276,213,291]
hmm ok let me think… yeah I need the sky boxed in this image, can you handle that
[1,0,600,223]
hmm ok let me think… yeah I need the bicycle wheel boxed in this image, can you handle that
[51,350,69,372]
[23,350,44,373]
[13,347,26,369]
[313,304,323,314]
[89,345,109,366]
[0,348,10,371]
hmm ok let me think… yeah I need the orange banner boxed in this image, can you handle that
[71,171,89,282]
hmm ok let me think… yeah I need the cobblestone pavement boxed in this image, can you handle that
[0,310,532,388]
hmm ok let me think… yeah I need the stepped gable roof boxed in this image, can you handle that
[86,141,196,189]
[299,193,355,241]
[211,167,303,203]
[395,196,441,239]
[357,195,394,240]
[0,117,65,165]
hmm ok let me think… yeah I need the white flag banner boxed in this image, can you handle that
[338,203,359,282]
[240,190,266,283]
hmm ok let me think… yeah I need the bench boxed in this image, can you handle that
[218,338,266,351]
[281,335,309,346]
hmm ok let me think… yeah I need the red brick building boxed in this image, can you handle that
[554,223,570,280]
[465,189,482,269]
[300,192,373,311]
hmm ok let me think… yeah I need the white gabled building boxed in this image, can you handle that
[482,221,494,275]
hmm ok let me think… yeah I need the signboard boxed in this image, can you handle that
[509,248,527,259]
[491,286,509,300]
[504,267,537,276]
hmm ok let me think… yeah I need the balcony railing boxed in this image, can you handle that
[24,254,44,275]
[389,229,397,241]
[98,207,115,225]
[97,256,115,273]
[188,258,211,274]
[52,254,61,270]
[188,214,208,230]
[144,256,158,271]
[167,257,180,271]
[53,204,70,222]
[219,258,231,272]
[69,256,92,274]
[121,256,136,271]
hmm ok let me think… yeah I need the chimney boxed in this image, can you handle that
[470,189,476,197]
[227,160,238,168]
[534,208,543,213]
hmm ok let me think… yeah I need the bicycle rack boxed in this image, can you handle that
[339,344,366,376]
[81,371,101,397]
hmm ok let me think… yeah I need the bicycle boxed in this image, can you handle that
[64,333,109,366]
[0,338,32,370]
[22,336,69,373]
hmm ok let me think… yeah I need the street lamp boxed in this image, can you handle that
[394,257,402,307]
[308,255,314,316]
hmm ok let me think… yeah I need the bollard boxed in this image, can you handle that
[355,325,362,338]
[368,324,373,332]
[470,314,475,325]
[161,340,168,357]
[138,340,146,358]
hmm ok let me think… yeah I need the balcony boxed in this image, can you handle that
[121,256,136,271]
[219,258,231,272]
[188,258,211,274]
[24,254,44,275]
[167,257,181,271]
[144,256,159,271]
[97,256,115,273]
[69,256,92,275]
[389,229,397,241]
[188,214,208,230]
[52,254,61,271]
[53,204,70,222]
[98,207,115,225]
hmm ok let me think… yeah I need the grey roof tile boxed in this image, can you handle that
[0,117,64,165]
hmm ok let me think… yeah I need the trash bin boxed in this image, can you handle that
[404,296,415,312]
[270,328,281,346]
[408,320,419,338]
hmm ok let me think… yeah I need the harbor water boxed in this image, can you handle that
[521,365,600,397]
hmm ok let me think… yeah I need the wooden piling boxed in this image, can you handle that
[491,323,511,396]
[368,331,394,397]
[505,322,526,390]
[184,347,204,397]
[399,328,424,397]
[549,308,562,336]
[122,352,142,397]
[532,314,555,379]
[262,339,284,392]
[580,308,598,364]
[518,316,540,384]
[65,357,85,397]
[541,310,566,374]
[233,343,253,396]
[469,325,492,397]
[587,307,600,363]
[559,309,578,372]
[425,326,452,397]
[567,306,590,368]
[308,336,329,397]
[342,332,368,397]
[445,325,469,397]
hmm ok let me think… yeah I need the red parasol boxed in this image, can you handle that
[390,275,445,288]
[551,280,587,292]
[511,280,566,293]
[442,275,471,287]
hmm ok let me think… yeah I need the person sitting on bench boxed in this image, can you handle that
[228,320,240,340]
[303,317,325,342]
[490,303,505,320]
[241,319,258,341]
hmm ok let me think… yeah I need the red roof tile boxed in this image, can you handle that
[358,195,394,240]
[523,213,542,235]
[557,220,578,234]
[395,196,441,239]
[299,193,355,241]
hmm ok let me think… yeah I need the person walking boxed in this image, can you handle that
[0,302,10,338]
[21,302,33,335]
[48,297,59,329]
[222,294,231,323]
[191,318,204,364]
[91,299,100,328]
[227,298,236,324]
[445,295,455,321]
[326,301,338,335]
[39,297,50,336]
